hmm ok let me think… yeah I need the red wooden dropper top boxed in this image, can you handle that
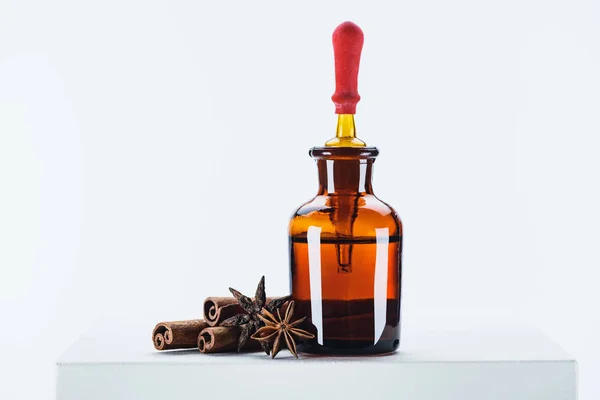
[331,21,364,114]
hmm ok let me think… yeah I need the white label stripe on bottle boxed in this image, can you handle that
[374,227,389,344]
[307,226,324,345]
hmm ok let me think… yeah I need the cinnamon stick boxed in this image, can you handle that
[152,319,209,350]
[197,326,261,353]
[203,297,243,327]
[203,296,282,326]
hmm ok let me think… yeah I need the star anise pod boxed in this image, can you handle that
[251,300,315,358]
[220,276,291,353]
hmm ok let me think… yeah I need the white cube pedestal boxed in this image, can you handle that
[56,325,577,400]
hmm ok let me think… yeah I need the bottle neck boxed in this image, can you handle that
[316,158,374,195]
[325,114,367,147]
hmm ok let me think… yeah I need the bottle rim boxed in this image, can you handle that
[309,146,379,160]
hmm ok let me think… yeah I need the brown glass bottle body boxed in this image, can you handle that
[289,147,402,354]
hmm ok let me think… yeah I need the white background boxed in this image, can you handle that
[0,0,598,398]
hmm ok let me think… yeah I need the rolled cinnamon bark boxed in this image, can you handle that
[203,297,285,326]
[197,326,261,353]
[152,319,209,351]
[203,297,243,327]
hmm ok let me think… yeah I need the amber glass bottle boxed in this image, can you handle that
[289,22,402,354]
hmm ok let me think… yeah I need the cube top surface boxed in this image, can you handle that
[58,324,575,365]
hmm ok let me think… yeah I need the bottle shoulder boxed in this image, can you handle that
[289,194,402,238]
[292,195,400,218]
